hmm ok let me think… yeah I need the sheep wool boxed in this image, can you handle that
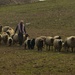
[53,39,63,52]
[63,36,75,52]
[54,35,61,39]
[45,36,54,50]
[35,37,43,51]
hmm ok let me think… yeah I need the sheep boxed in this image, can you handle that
[24,34,35,50]
[53,39,63,52]
[6,28,14,37]
[7,36,13,46]
[12,33,28,45]
[38,36,46,40]
[35,37,43,51]
[24,38,35,49]
[62,36,75,52]
[2,26,12,32]
[36,36,46,48]
[30,38,35,49]
[1,32,9,44]
[45,36,54,50]
[54,35,61,39]
[24,34,31,49]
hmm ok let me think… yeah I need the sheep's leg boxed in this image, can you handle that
[46,45,47,50]
[59,47,62,52]
[59,49,61,52]
[38,47,39,51]
[54,47,57,52]
[24,44,26,49]
[66,47,69,52]
[49,46,50,51]
[41,48,42,51]
[71,47,73,52]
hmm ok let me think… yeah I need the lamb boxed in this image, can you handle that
[53,39,63,52]
[45,36,54,50]
[35,37,43,51]
[62,36,75,52]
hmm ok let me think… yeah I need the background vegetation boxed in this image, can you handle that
[0,0,75,75]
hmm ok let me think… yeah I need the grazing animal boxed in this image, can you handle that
[24,34,31,49]
[2,26,13,32]
[54,35,61,39]
[45,36,54,50]
[24,38,35,49]
[30,38,35,49]
[35,37,43,51]
[63,36,75,52]
[53,39,63,52]
[6,28,14,37]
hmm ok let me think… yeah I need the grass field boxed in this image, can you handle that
[0,0,75,75]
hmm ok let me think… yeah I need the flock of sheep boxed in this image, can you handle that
[0,25,75,52]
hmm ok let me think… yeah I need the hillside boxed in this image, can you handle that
[0,0,39,5]
[0,0,75,75]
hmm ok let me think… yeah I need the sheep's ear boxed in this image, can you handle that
[25,34,29,37]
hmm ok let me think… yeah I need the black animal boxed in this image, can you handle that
[24,38,35,50]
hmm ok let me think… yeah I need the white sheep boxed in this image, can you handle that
[37,36,46,47]
[35,37,43,51]
[45,36,54,50]
[13,33,28,45]
[12,33,18,44]
[63,36,75,52]
[2,26,13,32]
[6,28,14,37]
[24,34,31,49]
[54,35,61,39]
[53,39,63,52]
